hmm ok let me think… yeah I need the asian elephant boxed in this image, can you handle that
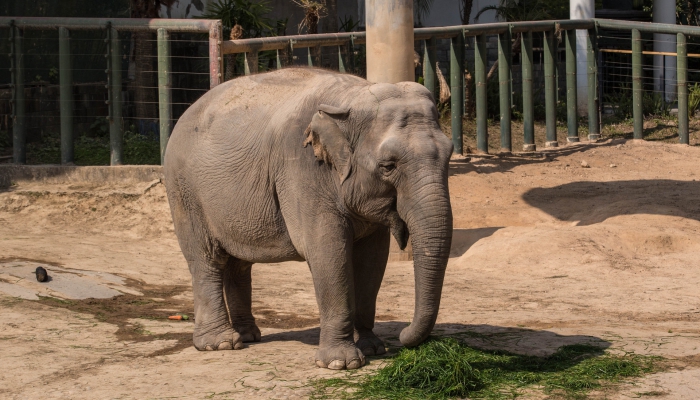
[164,68,453,370]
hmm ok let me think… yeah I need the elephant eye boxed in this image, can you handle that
[379,162,396,175]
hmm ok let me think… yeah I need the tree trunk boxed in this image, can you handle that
[322,0,338,33]
[486,33,522,83]
[461,0,475,117]
[321,0,339,69]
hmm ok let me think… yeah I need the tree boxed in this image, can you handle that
[475,0,550,82]
[293,0,327,34]
[461,0,476,117]
[202,0,282,78]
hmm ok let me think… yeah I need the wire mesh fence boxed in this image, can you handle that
[0,18,219,166]
[2,18,700,166]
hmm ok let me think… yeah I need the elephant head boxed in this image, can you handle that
[303,81,453,347]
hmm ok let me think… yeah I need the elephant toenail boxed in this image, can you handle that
[217,341,233,350]
[204,344,214,351]
[315,360,327,368]
[328,360,345,370]
[346,359,363,370]
[360,347,375,356]
[233,341,244,350]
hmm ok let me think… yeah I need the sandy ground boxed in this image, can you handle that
[1,138,700,399]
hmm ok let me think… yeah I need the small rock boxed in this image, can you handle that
[581,160,590,168]
[609,164,617,168]
[35,266,48,282]
[616,144,624,149]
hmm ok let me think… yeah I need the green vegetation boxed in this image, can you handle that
[25,125,160,165]
[311,337,663,400]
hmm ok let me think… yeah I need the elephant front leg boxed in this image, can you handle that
[223,259,261,343]
[190,258,244,351]
[353,228,390,356]
[305,222,366,370]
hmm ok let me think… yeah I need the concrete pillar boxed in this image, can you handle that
[653,0,676,102]
[571,0,594,115]
[365,0,414,83]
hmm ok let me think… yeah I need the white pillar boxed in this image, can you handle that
[653,0,677,102]
[365,0,414,83]
[571,0,594,115]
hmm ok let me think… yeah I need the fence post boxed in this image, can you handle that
[59,27,74,164]
[632,29,643,140]
[544,30,557,147]
[677,33,688,144]
[522,31,534,151]
[423,38,437,101]
[587,27,600,141]
[498,27,512,152]
[12,24,26,164]
[209,21,222,88]
[157,28,172,165]
[450,31,464,155]
[349,36,356,73]
[109,26,123,166]
[244,51,258,75]
[276,49,282,69]
[565,29,578,142]
[307,45,321,67]
[338,45,345,72]
[475,34,488,153]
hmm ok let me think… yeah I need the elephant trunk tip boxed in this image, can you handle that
[399,323,431,347]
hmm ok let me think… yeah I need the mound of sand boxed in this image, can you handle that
[1,139,699,399]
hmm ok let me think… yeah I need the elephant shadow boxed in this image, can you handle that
[521,179,700,226]
[450,227,502,257]
[257,321,610,361]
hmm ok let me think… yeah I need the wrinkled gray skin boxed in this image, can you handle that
[164,68,453,370]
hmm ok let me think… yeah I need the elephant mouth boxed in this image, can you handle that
[388,210,409,250]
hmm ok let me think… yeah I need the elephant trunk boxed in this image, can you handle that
[398,181,453,347]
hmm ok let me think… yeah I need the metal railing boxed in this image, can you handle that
[1,17,223,165]
[2,17,698,166]
[224,18,697,153]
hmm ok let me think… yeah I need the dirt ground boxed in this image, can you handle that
[1,138,700,399]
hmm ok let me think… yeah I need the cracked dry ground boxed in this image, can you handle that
[1,138,700,399]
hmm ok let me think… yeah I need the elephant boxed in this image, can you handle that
[164,67,453,370]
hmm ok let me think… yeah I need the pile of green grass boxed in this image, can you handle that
[311,337,662,399]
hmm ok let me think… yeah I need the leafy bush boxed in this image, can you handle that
[689,82,700,117]
[25,125,160,166]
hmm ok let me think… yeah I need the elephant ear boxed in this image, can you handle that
[303,105,353,182]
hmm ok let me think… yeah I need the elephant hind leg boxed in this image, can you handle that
[168,178,243,351]
[190,257,245,351]
[223,258,261,343]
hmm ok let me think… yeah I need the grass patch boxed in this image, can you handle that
[310,337,663,400]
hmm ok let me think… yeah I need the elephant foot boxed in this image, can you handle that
[193,327,244,351]
[355,330,387,356]
[233,323,261,343]
[315,342,366,370]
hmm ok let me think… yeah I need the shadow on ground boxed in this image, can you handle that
[448,140,622,176]
[522,179,700,225]
[450,227,502,257]
[259,321,610,358]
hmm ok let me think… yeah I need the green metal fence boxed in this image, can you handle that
[2,17,699,166]
[1,17,223,165]
[223,18,698,153]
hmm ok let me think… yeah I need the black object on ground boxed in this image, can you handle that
[35,266,48,282]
